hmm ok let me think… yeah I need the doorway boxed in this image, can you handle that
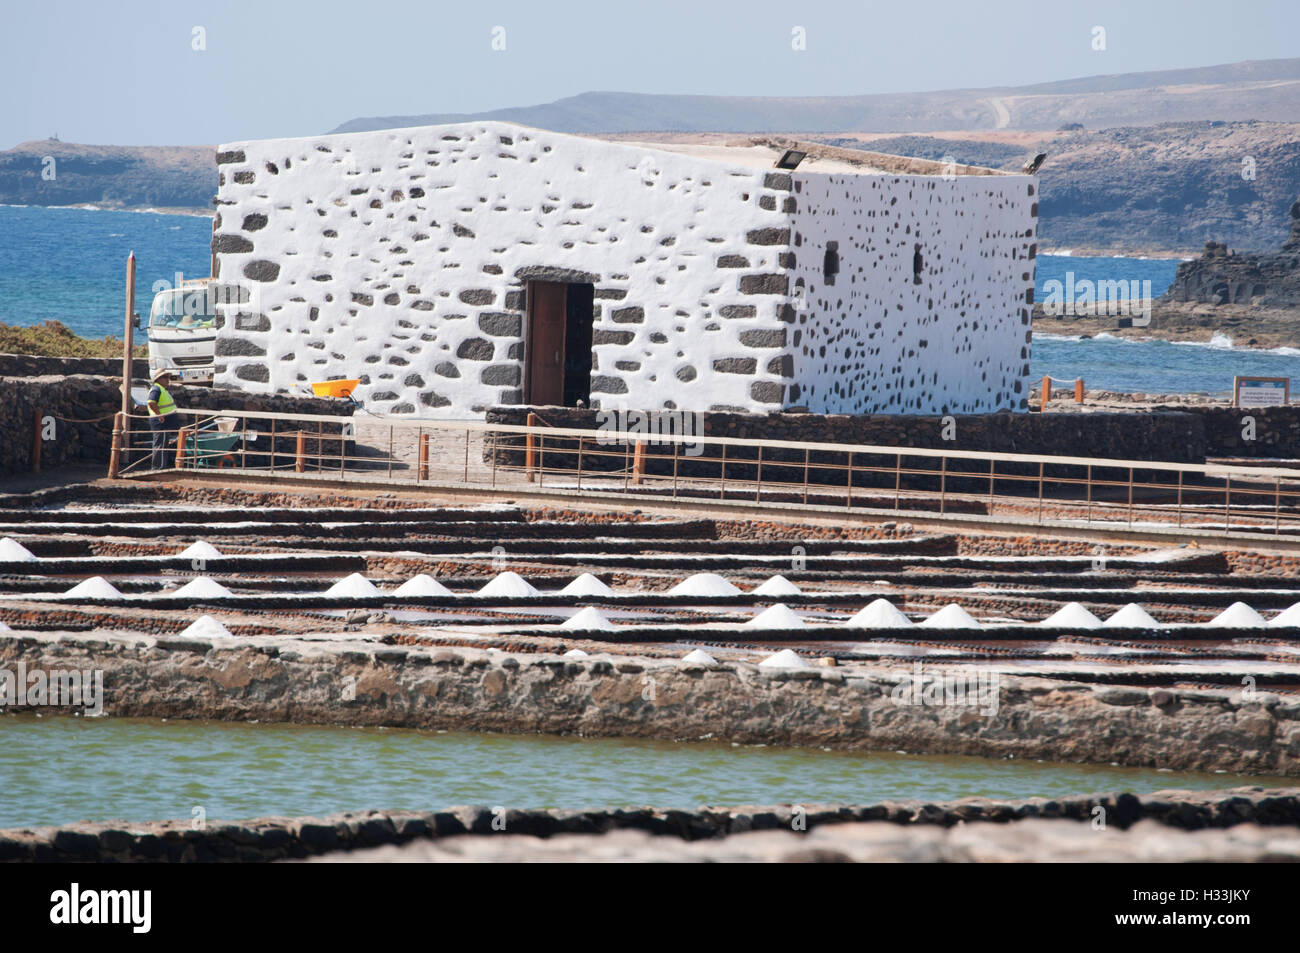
[524,280,593,406]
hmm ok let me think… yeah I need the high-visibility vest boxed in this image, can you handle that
[149,383,176,417]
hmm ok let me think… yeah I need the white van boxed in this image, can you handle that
[146,278,217,384]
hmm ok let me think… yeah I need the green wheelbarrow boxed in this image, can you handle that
[179,428,242,469]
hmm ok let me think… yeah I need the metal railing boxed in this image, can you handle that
[110,406,1300,538]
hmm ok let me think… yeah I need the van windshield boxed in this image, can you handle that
[150,288,216,330]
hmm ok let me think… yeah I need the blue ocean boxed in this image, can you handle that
[0,204,1296,396]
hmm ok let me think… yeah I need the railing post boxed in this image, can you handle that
[418,431,429,481]
[175,426,188,470]
[525,412,538,482]
[1127,467,1134,527]
[755,444,764,503]
[1276,478,1281,535]
[387,425,394,479]
[31,408,42,474]
[1074,378,1085,403]
[270,418,276,472]
[296,430,305,473]
[1085,464,1093,524]
[894,453,902,511]
[1037,461,1045,524]
[846,451,853,509]
[1041,375,1052,412]
[108,412,124,478]
[988,459,995,511]
[1177,470,1184,527]
[633,440,646,485]
[672,441,679,499]
[939,455,947,515]
[491,431,498,487]
[1224,475,1231,535]
[577,437,584,491]
[464,429,470,484]
[720,443,727,500]
[802,448,809,505]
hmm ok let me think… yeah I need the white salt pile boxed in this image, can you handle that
[758,648,810,669]
[1039,602,1103,629]
[668,573,741,597]
[62,577,123,600]
[172,577,233,599]
[745,603,806,629]
[1103,603,1162,628]
[919,603,982,628]
[1268,603,1300,628]
[394,574,453,597]
[476,571,540,598]
[752,575,802,597]
[560,607,616,631]
[561,573,616,597]
[325,573,382,598]
[845,598,913,629]
[681,648,718,667]
[0,538,37,562]
[0,620,11,631]
[180,615,233,639]
[1206,602,1267,628]
[563,648,590,658]
[178,540,222,560]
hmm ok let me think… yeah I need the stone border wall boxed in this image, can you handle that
[2,630,1296,776]
[3,788,1296,862]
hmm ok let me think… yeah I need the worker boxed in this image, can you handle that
[145,368,180,469]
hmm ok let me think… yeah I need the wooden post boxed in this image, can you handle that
[121,252,136,467]
[418,432,429,481]
[296,430,306,473]
[31,409,42,473]
[1040,375,1052,412]
[525,412,538,482]
[1074,378,1085,403]
[108,412,124,478]
[174,427,189,469]
[632,440,646,485]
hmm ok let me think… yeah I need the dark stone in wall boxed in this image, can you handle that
[590,375,629,394]
[216,338,266,357]
[750,381,784,403]
[719,305,758,319]
[713,358,757,374]
[676,366,698,382]
[747,227,791,246]
[478,312,522,336]
[514,265,599,284]
[758,196,777,210]
[767,355,794,377]
[610,307,644,324]
[456,338,495,360]
[739,274,789,295]
[242,261,280,282]
[459,289,496,306]
[718,255,750,268]
[739,329,787,348]
[763,172,793,191]
[215,150,246,165]
[213,234,254,254]
[352,293,374,307]
[593,330,634,346]
[404,374,425,388]
[391,403,415,414]
[481,364,520,386]
[235,364,269,383]
[420,391,452,408]
[232,171,255,185]
[503,291,525,311]
[242,213,268,232]
[434,362,460,378]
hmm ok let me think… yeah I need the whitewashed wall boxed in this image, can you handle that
[788,174,1037,414]
[212,121,1035,417]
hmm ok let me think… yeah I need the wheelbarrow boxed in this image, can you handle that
[311,378,361,401]
[180,428,242,468]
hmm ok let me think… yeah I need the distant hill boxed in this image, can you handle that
[332,57,1300,135]
[0,140,213,210]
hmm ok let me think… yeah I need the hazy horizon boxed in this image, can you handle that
[3,0,1299,149]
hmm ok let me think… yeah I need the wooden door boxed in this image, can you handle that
[525,281,566,406]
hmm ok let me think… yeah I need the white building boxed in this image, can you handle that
[210,121,1038,416]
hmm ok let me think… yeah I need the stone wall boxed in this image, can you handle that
[0,353,148,378]
[1,630,1296,776]
[3,788,1296,862]
[209,120,1034,417]
[0,375,354,476]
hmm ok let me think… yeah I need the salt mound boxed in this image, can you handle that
[0,538,37,562]
[179,540,222,560]
[560,607,616,631]
[325,573,381,598]
[63,577,123,600]
[758,648,810,669]
[919,603,982,629]
[1103,603,1161,628]
[669,573,741,597]
[394,574,452,597]
[476,571,540,598]
[180,615,233,639]
[681,648,718,667]
[1268,602,1300,628]
[172,577,233,599]
[745,603,806,629]
[561,573,616,597]
[563,648,590,658]
[0,620,11,631]
[1040,602,1103,629]
[752,575,802,597]
[845,598,913,629]
[1206,602,1266,628]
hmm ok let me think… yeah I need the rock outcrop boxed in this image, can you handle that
[1163,197,1300,307]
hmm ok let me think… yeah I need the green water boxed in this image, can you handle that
[0,713,1289,829]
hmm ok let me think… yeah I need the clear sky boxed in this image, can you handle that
[3,0,1298,148]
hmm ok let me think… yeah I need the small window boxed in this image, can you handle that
[823,241,839,286]
[913,244,923,284]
